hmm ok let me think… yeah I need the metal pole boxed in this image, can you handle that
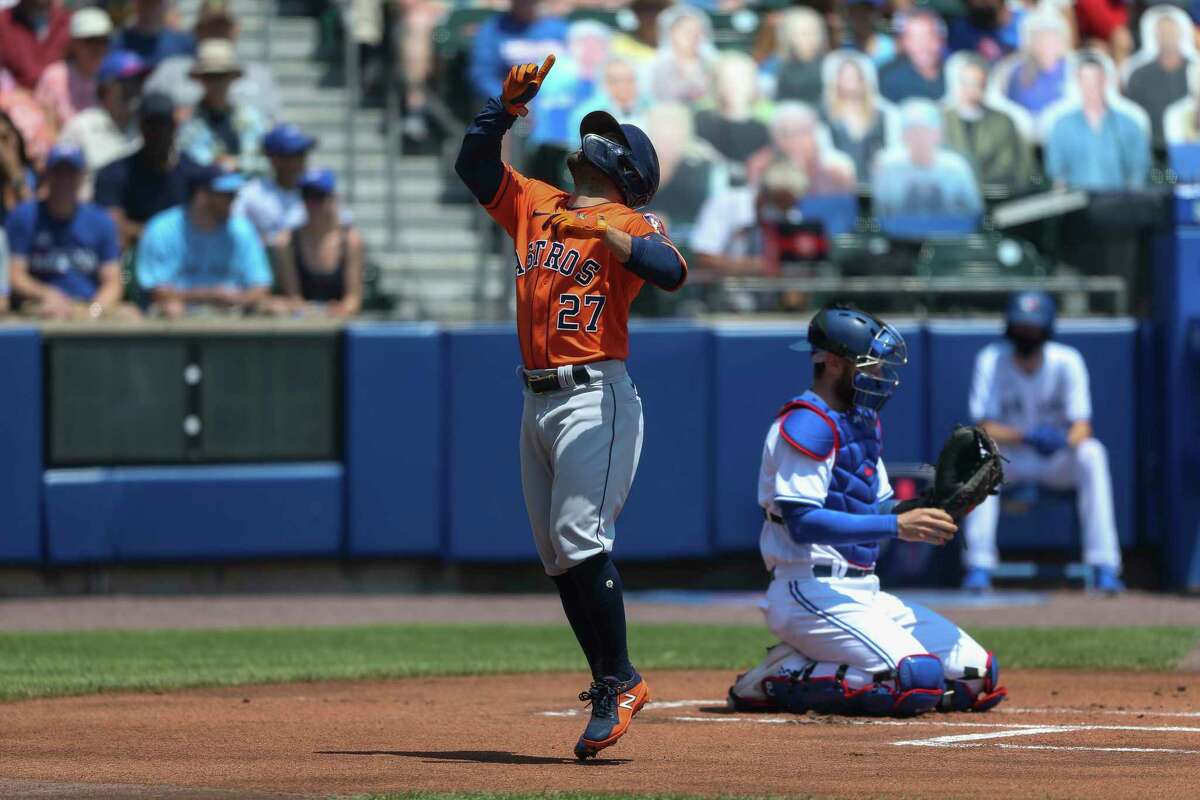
[261,0,273,66]
[343,5,359,204]
[385,2,399,252]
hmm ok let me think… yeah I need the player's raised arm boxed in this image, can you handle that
[454,55,554,206]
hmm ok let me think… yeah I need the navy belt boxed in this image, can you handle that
[523,365,591,394]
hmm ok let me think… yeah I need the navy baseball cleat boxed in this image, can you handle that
[573,673,650,760]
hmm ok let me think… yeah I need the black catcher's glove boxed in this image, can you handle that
[895,425,1004,520]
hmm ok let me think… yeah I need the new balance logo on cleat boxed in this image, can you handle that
[619,693,636,710]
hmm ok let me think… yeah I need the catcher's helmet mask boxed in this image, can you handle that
[799,304,908,413]
[577,110,660,208]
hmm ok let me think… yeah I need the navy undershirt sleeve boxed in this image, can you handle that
[779,501,899,546]
[454,97,516,206]
[626,234,684,291]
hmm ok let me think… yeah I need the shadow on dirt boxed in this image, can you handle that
[316,749,632,765]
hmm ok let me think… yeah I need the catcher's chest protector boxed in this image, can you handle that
[781,394,884,567]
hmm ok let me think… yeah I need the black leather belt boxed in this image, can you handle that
[523,364,591,394]
[813,564,874,578]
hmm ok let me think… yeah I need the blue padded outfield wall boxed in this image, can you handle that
[0,328,41,562]
[4,314,1182,584]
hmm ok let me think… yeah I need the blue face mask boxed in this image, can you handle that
[850,324,907,412]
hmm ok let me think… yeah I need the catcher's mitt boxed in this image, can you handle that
[895,425,1004,520]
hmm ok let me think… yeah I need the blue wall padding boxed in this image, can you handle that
[44,463,342,564]
[620,324,712,559]
[925,321,1137,552]
[443,326,529,560]
[0,328,42,562]
[443,324,715,563]
[709,324,926,554]
[344,324,443,557]
[1154,231,1200,589]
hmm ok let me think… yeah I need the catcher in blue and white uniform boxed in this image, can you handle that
[728,303,1007,716]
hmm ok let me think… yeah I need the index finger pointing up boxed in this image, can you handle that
[537,53,556,80]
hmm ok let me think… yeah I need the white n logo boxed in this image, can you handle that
[619,693,636,710]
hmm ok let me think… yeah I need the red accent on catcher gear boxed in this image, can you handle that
[777,400,841,460]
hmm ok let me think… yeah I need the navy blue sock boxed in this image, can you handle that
[568,552,635,682]
[551,573,601,679]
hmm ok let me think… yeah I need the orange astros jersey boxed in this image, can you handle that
[484,164,683,369]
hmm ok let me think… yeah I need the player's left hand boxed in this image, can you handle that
[542,210,609,239]
[501,54,555,117]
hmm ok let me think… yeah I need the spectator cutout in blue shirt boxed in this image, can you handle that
[112,4,196,69]
[137,167,272,318]
[4,144,127,319]
[468,0,568,100]
[1044,55,1150,191]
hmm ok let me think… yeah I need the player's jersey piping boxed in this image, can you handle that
[788,580,897,669]
[595,383,617,542]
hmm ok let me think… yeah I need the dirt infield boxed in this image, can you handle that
[3,670,1198,800]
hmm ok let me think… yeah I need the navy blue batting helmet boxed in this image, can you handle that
[578,110,660,209]
[1005,290,1056,334]
[803,303,908,412]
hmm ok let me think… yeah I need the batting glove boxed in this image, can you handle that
[501,54,555,117]
[542,210,609,239]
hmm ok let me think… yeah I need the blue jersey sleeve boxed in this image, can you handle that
[455,96,518,207]
[779,500,898,545]
[626,233,685,291]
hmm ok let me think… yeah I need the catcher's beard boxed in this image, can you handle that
[835,365,856,408]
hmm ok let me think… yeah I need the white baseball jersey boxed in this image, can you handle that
[969,340,1092,429]
[755,417,893,573]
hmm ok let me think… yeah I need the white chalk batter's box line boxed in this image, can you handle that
[538,700,1200,755]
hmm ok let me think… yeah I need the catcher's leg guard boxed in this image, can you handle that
[891,654,947,715]
[940,651,1008,712]
[728,642,810,712]
[775,655,944,717]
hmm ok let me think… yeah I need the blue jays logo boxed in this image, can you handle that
[1019,294,1042,313]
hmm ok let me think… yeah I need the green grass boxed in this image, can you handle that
[0,623,1194,702]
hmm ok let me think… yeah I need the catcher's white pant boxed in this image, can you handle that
[735,568,991,700]
[519,360,643,576]
[962,439,1122,571]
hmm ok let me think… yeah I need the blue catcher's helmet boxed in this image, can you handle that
[578,110,660,209]
[1005,290,1056,335]
[804,303,908,412]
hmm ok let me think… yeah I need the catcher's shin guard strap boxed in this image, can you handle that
[774,655,944,717]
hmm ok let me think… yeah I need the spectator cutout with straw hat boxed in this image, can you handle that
[177,38,267,175]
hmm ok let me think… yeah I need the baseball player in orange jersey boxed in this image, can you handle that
[456,55,687,760]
